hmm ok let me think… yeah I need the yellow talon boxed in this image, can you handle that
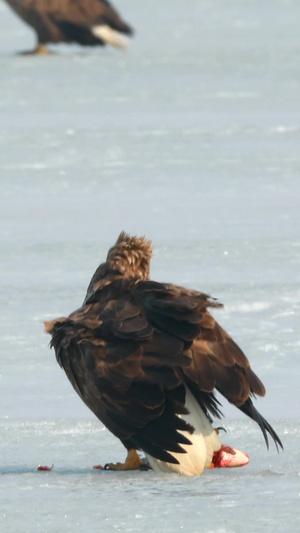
[94,449,146,471]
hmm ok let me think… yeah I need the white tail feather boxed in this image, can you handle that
[145,387,221,476]
[91,25,129,49]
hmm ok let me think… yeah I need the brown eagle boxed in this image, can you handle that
[4,0,133,54]
[45,232,282,476]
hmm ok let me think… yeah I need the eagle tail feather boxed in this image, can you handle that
[144,387,221,476]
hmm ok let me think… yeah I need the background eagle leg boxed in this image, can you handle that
[20,43,50,55]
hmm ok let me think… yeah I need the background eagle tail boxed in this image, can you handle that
[91,25,131,48]
[144,387,221,476]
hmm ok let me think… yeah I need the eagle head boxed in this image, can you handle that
[106,231,153,280]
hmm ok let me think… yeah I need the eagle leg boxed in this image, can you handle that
[96,449,149,472]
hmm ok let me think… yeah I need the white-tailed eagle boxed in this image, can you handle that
[4,0,133,54]
[45,232,282,476]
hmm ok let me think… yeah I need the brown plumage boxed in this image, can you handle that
[45,231,282,476]
[4,0,133,54]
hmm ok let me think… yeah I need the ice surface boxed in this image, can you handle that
[0,1,300,532]
[1,419,299,533]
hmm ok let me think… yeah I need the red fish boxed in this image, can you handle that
[37,464,54,471]
[210,445,250,468]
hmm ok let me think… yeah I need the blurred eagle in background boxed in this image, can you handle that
[45,232,282,476]
[4,0,133,54]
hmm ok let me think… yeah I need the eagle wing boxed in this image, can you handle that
[134,280,281,450]
[48,278,282,463]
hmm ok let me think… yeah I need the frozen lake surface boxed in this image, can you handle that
[0,1,299,531]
